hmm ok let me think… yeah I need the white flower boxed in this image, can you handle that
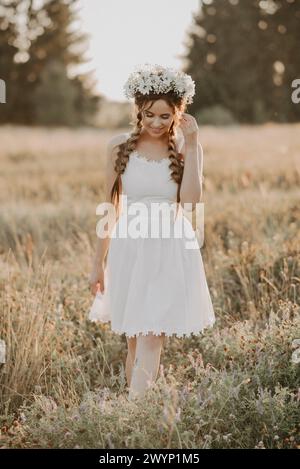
[291,338,300,349]
[175,76,186,93]
[0,339,6,364]
[140,71,151,81]
[255,440,266,449]
[291,349,300,364]
[137,81,152,95]
[163,72,174,87]
[123,63,195,103]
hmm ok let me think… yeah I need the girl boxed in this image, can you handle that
[89,64,215,401]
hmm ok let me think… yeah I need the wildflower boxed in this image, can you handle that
[291,349,300,364]
[242,377,251,384]
[0,339,6,363]
[255,440,266,449]
[174,408,181,423]
[291,338,300,349]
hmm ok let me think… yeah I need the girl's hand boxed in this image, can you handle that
[89,262,105,296]
[178,113,199,141]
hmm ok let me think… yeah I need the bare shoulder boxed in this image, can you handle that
[107,132,129,159]
[104,133,129,201]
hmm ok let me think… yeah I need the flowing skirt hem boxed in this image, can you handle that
[88,315,216,339]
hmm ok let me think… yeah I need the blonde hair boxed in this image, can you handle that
[110,90,187,220]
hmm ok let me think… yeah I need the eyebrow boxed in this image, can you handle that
[144,110,171,116]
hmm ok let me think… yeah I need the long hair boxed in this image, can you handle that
[110,90,187,220]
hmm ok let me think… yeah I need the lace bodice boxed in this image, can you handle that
[120,133,185,206]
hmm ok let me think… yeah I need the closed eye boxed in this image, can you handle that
[146,113,170,119]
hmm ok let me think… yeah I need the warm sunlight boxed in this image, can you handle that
[79,0,199,101]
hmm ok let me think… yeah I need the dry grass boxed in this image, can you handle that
[0,123,299,448]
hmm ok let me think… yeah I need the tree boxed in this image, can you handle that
[0,0,101,125]
[32,58,78,125]
[183,0,300,123]
[0,1,19,122]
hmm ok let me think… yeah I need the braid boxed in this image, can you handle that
[110,112,143,219]
[167,122,184,220]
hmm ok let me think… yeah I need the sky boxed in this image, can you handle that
[78,0,199,102]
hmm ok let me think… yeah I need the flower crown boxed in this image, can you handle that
[123,63,196,105]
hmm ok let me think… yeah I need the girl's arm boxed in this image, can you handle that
[180,135,203,210]
[91,134,126,271]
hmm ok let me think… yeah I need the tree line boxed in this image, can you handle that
[0,0,101,126]
[184,0,300,123]
[1,0,299,125]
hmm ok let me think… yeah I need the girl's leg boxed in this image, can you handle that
[125,336,137,387]
[128,332,165,401]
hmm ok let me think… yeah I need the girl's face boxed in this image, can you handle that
[141,99,176,138]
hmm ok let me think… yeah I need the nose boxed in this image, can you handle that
[152,118,163,128]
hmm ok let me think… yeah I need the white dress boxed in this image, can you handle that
[88,134,216,338]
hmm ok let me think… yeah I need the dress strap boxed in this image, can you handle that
[126,131,185,153]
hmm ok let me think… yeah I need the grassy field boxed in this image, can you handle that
[0,123,299,449]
